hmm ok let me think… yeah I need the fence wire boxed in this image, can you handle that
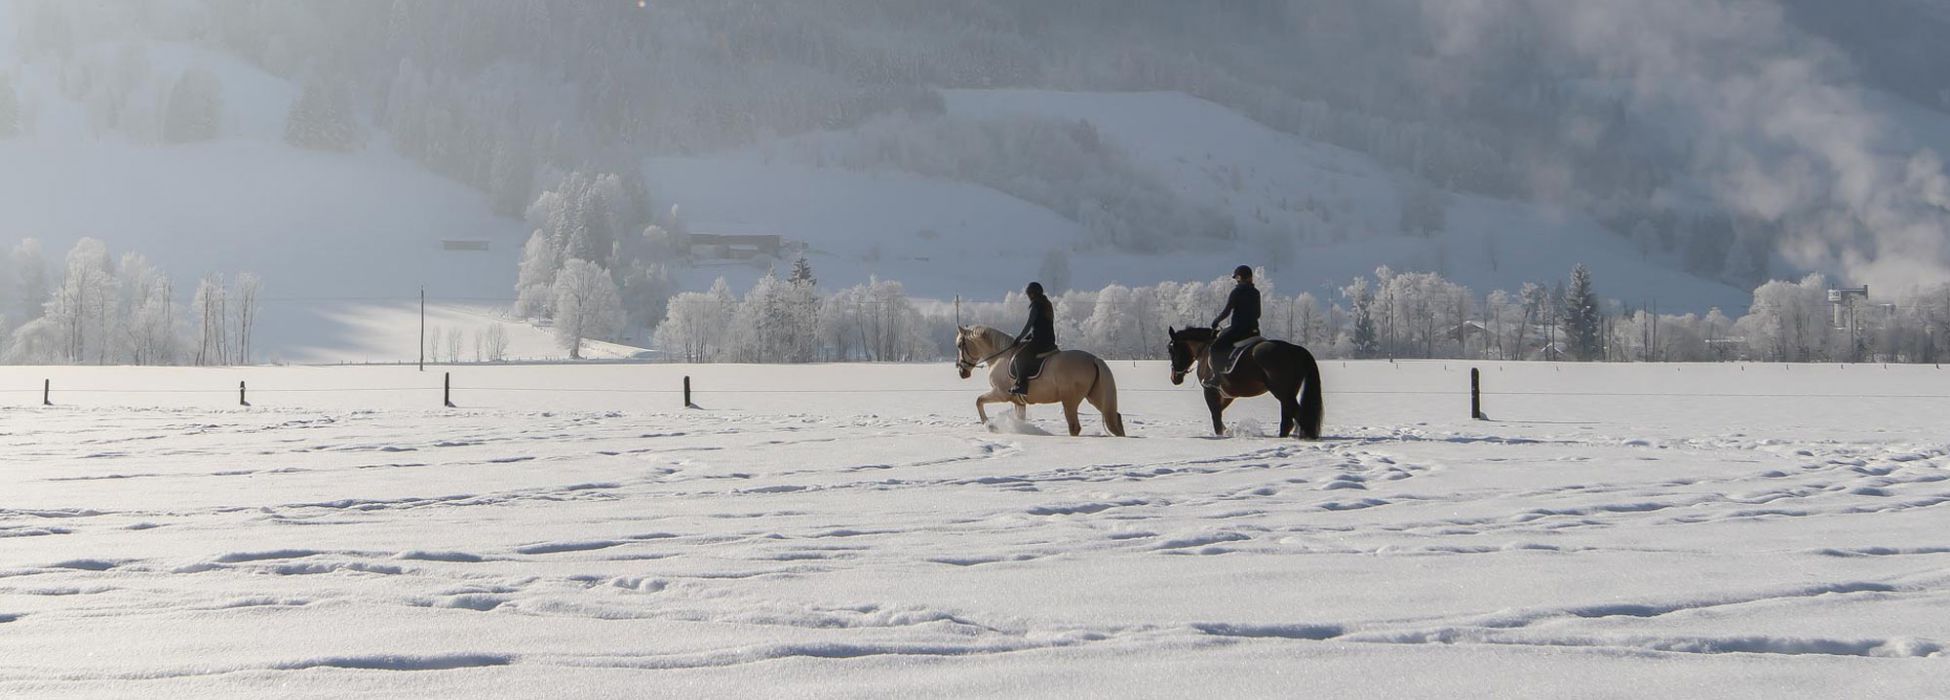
[11,383,1948,401]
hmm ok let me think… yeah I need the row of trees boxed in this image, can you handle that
[653,264,934,364]
[0,238,262,365]
[423,323,512,364]
[643,263,1950,366]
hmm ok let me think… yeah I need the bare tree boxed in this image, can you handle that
[233,273,261,365]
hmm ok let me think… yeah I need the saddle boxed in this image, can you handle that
[1010,348,1061,382]
[1215,337,1265,376]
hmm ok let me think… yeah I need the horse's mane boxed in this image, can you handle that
[1174,327,1218,342]
[960,325,1012,345]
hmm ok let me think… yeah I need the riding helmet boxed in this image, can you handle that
[1233,265,1253,280]
[1026,281,1045,296]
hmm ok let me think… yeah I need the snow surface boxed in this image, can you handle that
[3,361,1947,696]
[251,301,644,366]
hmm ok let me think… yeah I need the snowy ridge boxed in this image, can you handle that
[2,361,1947,695]
[651,90,1754,312]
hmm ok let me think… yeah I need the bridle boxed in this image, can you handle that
[1168,336,1201,384]
[955,332,1015,373]
[955,335,975,373]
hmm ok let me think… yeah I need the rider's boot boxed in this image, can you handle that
[1010,379,1030,397]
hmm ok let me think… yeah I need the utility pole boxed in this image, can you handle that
[419,286,426,372]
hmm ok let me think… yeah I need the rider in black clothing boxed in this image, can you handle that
[1205,265,1261,388]
[1010,282,1056,396]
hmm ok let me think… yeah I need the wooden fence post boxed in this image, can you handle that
[1470,368,1487,421]
[43,379,51,406]
[684,376,695,408]
[443,372,455,408]
[240,381,249,407]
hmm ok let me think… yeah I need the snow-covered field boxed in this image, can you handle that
[251,301,646,366]
[3,361,1948,697]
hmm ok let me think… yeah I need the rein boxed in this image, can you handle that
[957,341,1017,372]
[959,341,1021,370]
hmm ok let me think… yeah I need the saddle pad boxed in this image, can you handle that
[1220,337,1266,374]
[1012,349,1061,381]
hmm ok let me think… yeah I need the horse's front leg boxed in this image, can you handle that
[975,392,1004,423]
[1204,387,1228,436]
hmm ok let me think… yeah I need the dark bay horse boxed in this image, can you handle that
[1166,327,1324,439]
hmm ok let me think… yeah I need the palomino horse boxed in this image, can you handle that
[955,325,1126,437]
[1166,327,1324,439]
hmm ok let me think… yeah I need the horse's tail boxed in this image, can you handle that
[1296,344,1324,440]
[1088,355,1126,437]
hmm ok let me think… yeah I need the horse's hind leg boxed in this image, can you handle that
[1062,398,1083,436]
[1277,392,1300,438]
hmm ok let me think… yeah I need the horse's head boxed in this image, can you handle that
[954,326,976,379]
[1167,327,1213,385]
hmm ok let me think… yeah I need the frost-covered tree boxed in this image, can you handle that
[116,253,178,365]
[550,259,624,359]
[1081,284,1143,359]
[284,77,363,152]
[1341,277,1379,358]
[655,278,736,362]
[233,273,261,365]
[50,238,115,363]
[1563,264,1603,361]
[192,275,229,366]
[1518,282,1555,359]
[1485,289,1518,359]
[723,269,820,363]
[789,256,817,287]
[3,316,61,364]
[1294,292,1327,349]
[446,325,463,362]
[482,323,510,362]
[1736,274,1834,362]
[162,67,223,143]
[513,230,561,318]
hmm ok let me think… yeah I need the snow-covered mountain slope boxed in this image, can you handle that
[0,38,527,302]
[649,90,1756,311]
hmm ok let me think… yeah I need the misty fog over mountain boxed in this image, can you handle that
[3,0,1949,364]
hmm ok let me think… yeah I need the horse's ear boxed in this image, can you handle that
[1168,326,1177,337]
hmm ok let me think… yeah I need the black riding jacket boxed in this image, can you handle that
[1014,295,1056,348]
[1213,282,1261,332]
